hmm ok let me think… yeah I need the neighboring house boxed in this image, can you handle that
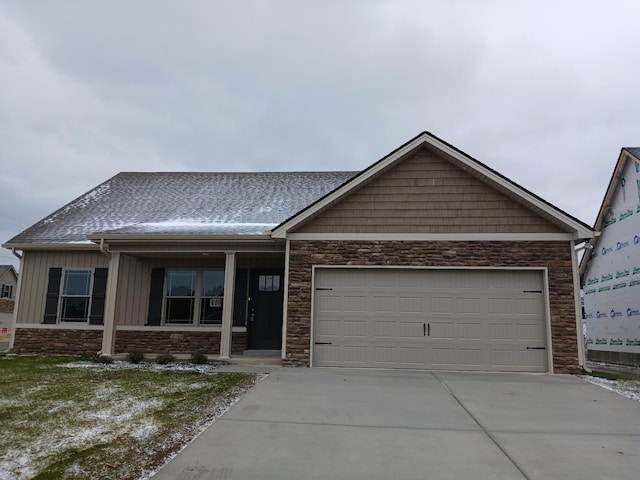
[580,147,640,366]
[0,265,17,300]
[2,132,594,373]
[0,265,18,350]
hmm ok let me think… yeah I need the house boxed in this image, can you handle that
[0,265,18,351]
[580,147,640,367]
[2,132,595,373]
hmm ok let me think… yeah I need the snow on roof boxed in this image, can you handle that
[5,172,357,245]
[0,265,16,277]
[625,147,640,159]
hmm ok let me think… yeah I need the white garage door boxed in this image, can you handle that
[312,268,548,372]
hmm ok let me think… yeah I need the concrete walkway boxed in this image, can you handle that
[153,368,640,480]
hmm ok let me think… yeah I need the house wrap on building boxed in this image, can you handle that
[3,132,595,373]
[580,147,640,366]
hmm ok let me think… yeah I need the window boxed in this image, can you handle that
[200,270,224,324]
[60,270,92,322]
[165,271,196,323]
[258,274,280,292]
[164,270,224,325]
[1,284,12,298]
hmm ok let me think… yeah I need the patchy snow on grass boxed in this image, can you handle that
[138,378,266,480]
[59,359,228,373]
[1,358,264,480]
[580,376,640,402]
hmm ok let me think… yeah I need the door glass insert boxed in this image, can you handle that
[258,274,280,292]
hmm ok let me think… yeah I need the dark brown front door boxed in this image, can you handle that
[247,269,284,350]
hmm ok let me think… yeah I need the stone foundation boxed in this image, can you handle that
[115,330,246,356]
[285,240,580,374]
[12,328,103,356]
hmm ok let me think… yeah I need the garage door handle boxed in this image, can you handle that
[526,346,546,350]
[315,342,333,345]
[523,290,542,293]
[424,323,429,336]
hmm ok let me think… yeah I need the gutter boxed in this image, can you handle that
[11,248,22,260]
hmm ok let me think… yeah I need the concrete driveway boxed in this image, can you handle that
[153,368,640,480]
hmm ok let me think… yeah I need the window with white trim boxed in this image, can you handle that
[164,270,224,325]
[60,270,92,322]
[1,284,12,298]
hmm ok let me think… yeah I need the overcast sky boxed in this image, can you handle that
[1,1,639,269]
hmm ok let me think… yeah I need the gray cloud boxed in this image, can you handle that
[1,0,639,269]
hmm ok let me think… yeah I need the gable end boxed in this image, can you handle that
[293,147,569,235]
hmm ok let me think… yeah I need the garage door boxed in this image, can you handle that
[312,268,548,372]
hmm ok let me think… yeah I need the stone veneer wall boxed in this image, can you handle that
[0,299,14,314]
[12,328,103,355]
[115,330,247,356]
[286,240,580,373]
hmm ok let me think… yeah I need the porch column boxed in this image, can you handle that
[219,252,236,359]
[100,252,121,356]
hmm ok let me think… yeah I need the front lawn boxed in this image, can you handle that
[0,355,259,479]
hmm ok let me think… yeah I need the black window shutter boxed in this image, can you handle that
[43,268,62,324]
[89,268,109,325]
[147,268,165,325]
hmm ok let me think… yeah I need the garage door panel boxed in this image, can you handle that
[373,295,398,312]
[398,296,423,313]
[458,322,482,340]
[313,269,548,372]
[515,297,543,314]
[456,296,483,313]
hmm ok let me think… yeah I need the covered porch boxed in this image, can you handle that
[94,237,287,359]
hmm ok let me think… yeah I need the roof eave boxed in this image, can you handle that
[592,149,640,232]
[85,233,280,244]
[2,242,99,251]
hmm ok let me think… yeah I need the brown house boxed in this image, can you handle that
[2,132,594,373]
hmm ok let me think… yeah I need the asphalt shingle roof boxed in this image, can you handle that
[625,147,640,159]
[5,172,357,245]
[0,265,13,277]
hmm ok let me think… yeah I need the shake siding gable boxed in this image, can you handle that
[295,147,567,234]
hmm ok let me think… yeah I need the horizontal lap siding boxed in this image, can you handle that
[285,240,579,374]
[296,148,566,234]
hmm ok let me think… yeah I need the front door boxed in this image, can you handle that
[247,269,284,350]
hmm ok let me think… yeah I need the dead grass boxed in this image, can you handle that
[0,355,259,479]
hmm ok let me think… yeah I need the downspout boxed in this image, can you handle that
[99,238,111,258]
[9,249,24,351]
[573,241,593,373]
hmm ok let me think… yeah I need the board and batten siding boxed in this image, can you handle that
[114,253,285,327]
[115,256,229,327]
[16,250,109,325]
[295,147,568,234]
